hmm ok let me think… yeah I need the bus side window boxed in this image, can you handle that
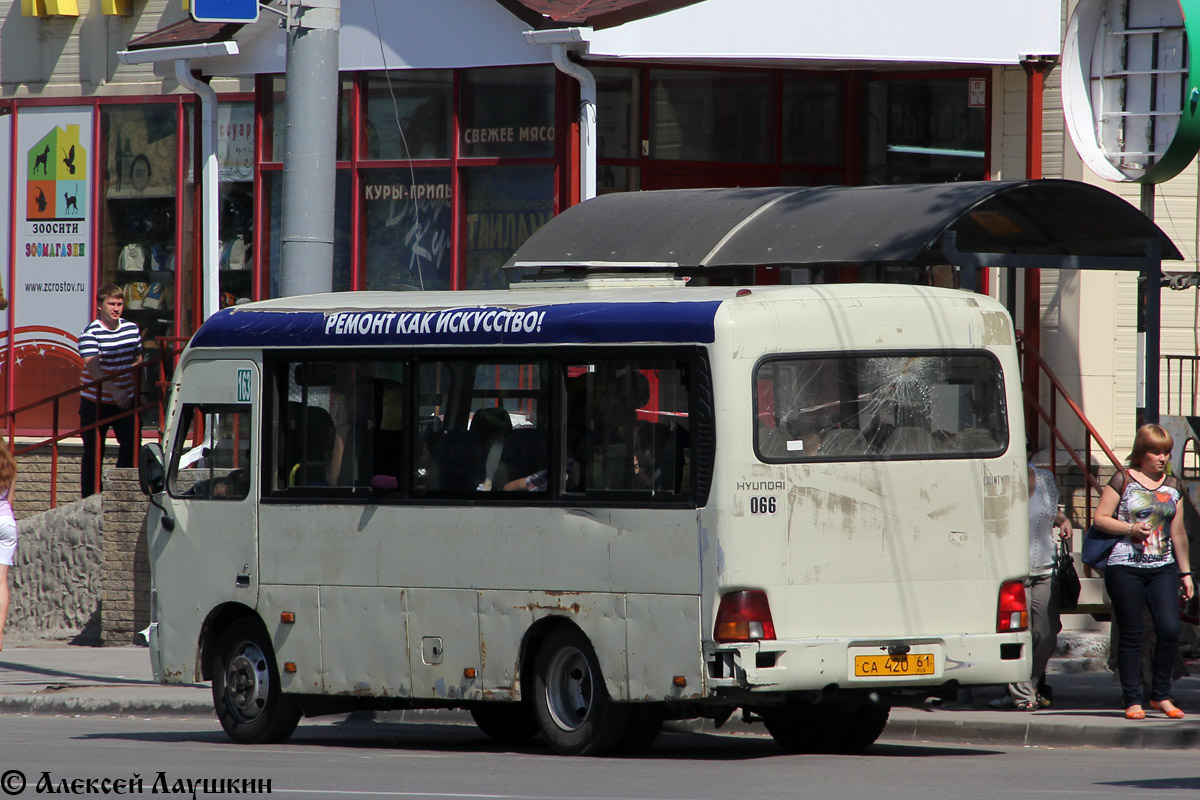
[568,361,690,496]
[414,359,546,495]
[269,359,396,494]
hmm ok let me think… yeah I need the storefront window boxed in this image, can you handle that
[649,70,772,163]
[218,101,255,309]
[595,67,639,159]
[463,166,555,290]
[460,66,556,159]
[101,104,179,352]
[363,70,452,160]
[862,77,986,185]
[362,167,452,291]
[598,165,640,195]
[782,75,842,166]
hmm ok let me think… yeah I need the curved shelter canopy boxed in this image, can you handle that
[507,179,1181,274]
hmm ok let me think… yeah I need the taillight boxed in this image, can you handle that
[714,590,777,642]
[997,580,1028,632]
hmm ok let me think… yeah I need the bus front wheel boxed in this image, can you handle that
[532,627,631,755]
[211,618,301,744]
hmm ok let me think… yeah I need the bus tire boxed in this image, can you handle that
[532,627,631,755]
[760,704,825,753]
[761,702,890,753]
[841,703,890,752]
[619,703,664,753]
[211,618,301,745]
[469,702,539,743]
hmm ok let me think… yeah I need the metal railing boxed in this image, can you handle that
[1017,332,1124,524]
[1164,354,1200,416]
[2,338,188,509]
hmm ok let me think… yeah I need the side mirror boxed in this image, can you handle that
[138,442,166,495]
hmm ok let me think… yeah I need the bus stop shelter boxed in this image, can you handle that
[506,179,1183,421]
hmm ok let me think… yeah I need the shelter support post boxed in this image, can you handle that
[1021,57,1054,451]
[1138,184,1158,425]
[1142,242,1163,424]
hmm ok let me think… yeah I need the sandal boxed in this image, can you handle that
[1125,705,1146,720]
[1150,699,1185,719]
[988,696,1036,710]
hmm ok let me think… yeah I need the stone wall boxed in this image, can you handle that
[6,464,151,645]
[7,493,103,642]
[12,443,114,519]
[99,468,151,646]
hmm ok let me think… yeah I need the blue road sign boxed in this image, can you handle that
[192,0,259,24]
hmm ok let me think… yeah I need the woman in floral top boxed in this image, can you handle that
[1092,424,1194,720]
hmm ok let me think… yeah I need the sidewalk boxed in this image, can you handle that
[1,639,1199,750]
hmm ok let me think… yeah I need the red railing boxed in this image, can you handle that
[1017,332,1124,524]
[2,337,188,510]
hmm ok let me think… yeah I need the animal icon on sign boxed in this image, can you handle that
[34,187,47,213]
[33,145,50,175]
[63,190,78,215]
[61,145,77,176]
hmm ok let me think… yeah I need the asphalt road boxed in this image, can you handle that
[0,715,1198,800]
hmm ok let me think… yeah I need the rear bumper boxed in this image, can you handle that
[705,632,1031,694]
[148,622,163,683]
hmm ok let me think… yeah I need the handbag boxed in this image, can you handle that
[117,242,146,272]
[1055,540,1081,612]
[1081,525,1119,571]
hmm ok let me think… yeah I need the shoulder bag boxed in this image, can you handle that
[1081,470,1128,571]
[1081,526,1119,570]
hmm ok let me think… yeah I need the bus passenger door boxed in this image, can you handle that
[155,359,260,680]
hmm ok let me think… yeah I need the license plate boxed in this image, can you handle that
[854,653,935,677]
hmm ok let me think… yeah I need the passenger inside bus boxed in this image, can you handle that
[632,421,687,492]
[472,406,513,490]
[501,378,587,492]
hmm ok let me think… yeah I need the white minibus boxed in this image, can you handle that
[139,278,1031,755]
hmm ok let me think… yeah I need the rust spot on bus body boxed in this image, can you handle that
[518,602,583,614]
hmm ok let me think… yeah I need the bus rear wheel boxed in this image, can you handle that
[532,627,631,755]
[211,618,301,744]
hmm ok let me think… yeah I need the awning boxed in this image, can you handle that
[124,16,244,52]
[506,180,1182,274]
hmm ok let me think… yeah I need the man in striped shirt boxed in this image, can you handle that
[78,283,142,497]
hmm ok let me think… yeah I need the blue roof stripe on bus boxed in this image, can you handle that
[189,301,723,349]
